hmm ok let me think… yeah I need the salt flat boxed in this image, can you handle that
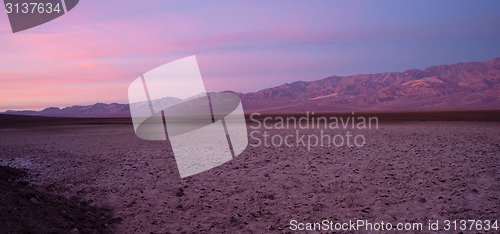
[0,121,499,233]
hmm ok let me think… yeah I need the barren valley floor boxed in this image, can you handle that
[0,120,499,233]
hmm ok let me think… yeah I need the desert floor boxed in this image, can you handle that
[0,120,499,233]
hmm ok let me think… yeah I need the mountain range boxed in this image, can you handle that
[3,57,500,117]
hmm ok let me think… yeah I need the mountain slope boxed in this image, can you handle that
[241,57,500,113]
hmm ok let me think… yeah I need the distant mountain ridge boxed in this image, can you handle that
[4,103,131,117]
[241,57,500,113]
[3,57,500,117]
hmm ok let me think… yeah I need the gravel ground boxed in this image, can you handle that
[0,121,499,233]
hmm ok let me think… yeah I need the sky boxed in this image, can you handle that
[1,0,500,111]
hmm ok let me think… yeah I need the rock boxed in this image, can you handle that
[109,217,123,224]
[30,197,40,205]
[69,228,79,234]
[361,207,371,213]
[85,205,95,212]
[77,189,86,195]
[175,188,184,197]
[100,204,113,211]
[313,206,320,211]
[175,191,184,197]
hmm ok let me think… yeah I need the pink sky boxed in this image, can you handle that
[1,1,499,111]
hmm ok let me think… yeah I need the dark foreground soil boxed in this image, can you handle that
[0,166,118,233]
